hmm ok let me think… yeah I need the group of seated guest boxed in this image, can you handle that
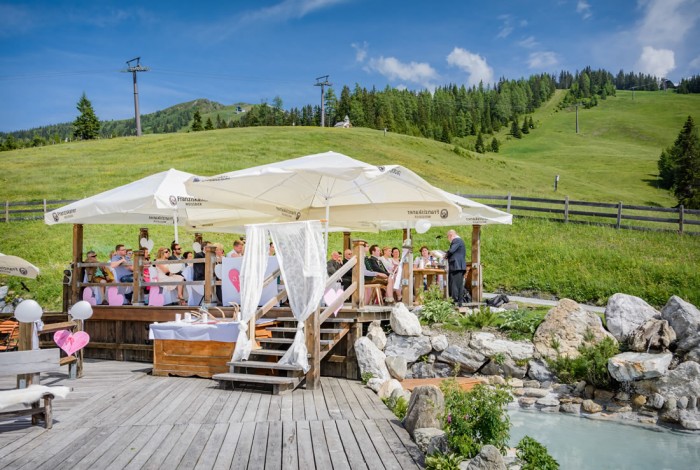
[331,244,403,303]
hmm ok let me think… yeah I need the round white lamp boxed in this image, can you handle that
[14,299,43,323]
[69,300,94,320]
[415,219,432,234]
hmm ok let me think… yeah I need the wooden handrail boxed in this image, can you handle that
[326,257,356,287]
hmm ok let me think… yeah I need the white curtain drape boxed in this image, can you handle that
[231,224,268,362]
[269,220,326,372]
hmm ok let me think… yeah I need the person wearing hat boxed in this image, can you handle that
[85,250,113,304]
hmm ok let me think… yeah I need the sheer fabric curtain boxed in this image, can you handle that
[231,224,268,362]
[269,221,326,372]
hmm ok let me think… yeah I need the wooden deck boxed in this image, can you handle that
[0,359,424,469]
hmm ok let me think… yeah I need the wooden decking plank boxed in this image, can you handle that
[247,421,270,469]
[212,422,243,470]
[48,425,121,470]
[174,384,217,425]
[334,420,368,470]
[265,420,283,470]
[80,425,154,470]
[292,389,305,421]
[312,387,331,421]
[177,423,215,469]
[140,424,188,470]
[309,420,333,469]
[348,419,384,470]
[153,422,202,469]
[193,422,229,469]
[335,377,370,420]
[242,392,263,422]
[13,426,92,470]
[304,388,319,421]
[375,418,424,470]
[47,425,130,470]
[143,376,206,425]
[0,427,45,461]
[362,419,403,470]
[255,393,272,422]
[229,419,256,469]
[121,424,175,470]
[296,420,315,470]
[109,377,183,426]
[214,389,243,423]
[281,421,298,470]
[189,387,224,424]
[267,394,282,421]
[105,425,165,470]
[320,377,344,420]
[202,389,230,423]
[352,379,396,420]
[321,420,352,470]
[328,377,355,419]
[228,391,253,423]
[280,391,294,422]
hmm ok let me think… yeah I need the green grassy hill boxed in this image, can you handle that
[0,90,698,310]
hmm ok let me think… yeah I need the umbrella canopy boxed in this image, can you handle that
[184,151,464,233]
[0,253,40,279]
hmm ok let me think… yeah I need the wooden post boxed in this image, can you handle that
[679,205,685,234]
[564,196,570,223]
[506,193,512,213]
[402,239,413,306]
[403,228,410,241]
[616,202,623,229]
[17,322,35,388]
[76,319,84,378]
[138,228,149,250]
[470,225,482,303]
[5,201,8,223]
[62,269,71,314]
[43,199,47,214]
[345,322,362,380]
[343,232,351,252]
[351,240,366,308]
[203,246,216,307]
[131,250,145,306]
[305,306,321,389]
[71,224,84,307]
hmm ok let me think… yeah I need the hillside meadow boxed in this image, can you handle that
[0,90,698,310]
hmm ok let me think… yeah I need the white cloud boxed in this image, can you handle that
[366,56,438,89]
[576,0,592,19]
[243,0,349,22]
[0,4,35,36]
[351,42,368,63]
[446,47,494,87]
[636,0,700,47]
[518,36,539,49]
[690,55,700,69]
[636,46,675,77]
[496,14,514,39]
[527,51,559,69]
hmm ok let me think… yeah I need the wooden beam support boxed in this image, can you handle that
[351,240,366,308]
[471,225,482,303]
[343,232,351,252]
[71,224,83,307]
[305,307,321,389]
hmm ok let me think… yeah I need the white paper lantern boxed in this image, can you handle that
[14,299,43,323]
[415,219,432,234]
[69,300,94,320]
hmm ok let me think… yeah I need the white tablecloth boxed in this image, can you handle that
[148,319,275,342]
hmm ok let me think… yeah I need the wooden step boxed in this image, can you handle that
[266,327,347,334]
[274,317,355,323]
[212,372,302,394]
[228,360,303,371]
[249,349,288,357]
[257,337,334,345]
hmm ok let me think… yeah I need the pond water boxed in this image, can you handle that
[508,408,700,470]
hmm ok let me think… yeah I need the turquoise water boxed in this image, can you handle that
[508,409,700,470]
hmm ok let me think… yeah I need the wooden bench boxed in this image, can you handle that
[0,319,19,351]
[0,348,69,429]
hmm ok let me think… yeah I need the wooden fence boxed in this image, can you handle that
[5,195,700,235]
[460,194,700,235]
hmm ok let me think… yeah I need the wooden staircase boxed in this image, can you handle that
[212,315,355,394]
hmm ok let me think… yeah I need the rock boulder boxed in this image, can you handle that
[608,352,673,382]
[390,302,422,336]
[605,293,660,343]
[403,385,444,438]
[635,361,700,400]
[469,331,534,362]
[661,296,700,342]
[366,320,387,350]
[437,345,487,374]
[463,445,506,470]
[628,319,675,352]
[354,336,390,381]
[384,334,432,363]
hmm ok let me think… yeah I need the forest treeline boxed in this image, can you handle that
[2,68,699,152]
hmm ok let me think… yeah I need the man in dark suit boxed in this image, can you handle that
[446,230,467,307]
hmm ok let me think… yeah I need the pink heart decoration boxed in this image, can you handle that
[148,288,165,306]
[228,268,241,292]
[54,330,90,356]
[323,287,344,317]
[82,288,97,306]
[107,287,124,306]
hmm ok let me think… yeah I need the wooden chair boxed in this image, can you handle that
[0,320,19,352]
[365,284,384,306]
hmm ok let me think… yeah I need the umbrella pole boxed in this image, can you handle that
[324,203,330,255]
[173,210,179,244]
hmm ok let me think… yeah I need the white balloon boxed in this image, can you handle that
[214,264,222,279]
[415,219,432,234]
[140,237,149,248]
[15,299,43,323]
[69,300,93,320]
[192,242,202,253]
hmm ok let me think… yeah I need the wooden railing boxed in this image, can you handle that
[4,199,75,222]
[459,193,700,235]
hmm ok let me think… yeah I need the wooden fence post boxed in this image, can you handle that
[305,306,321,389]
[564,196,569,223]
[506,193,512,213]
[351,240,366,308]
[616,202,623,229]
[131,250,144,306]
[5,201,9,223]
[679,205,685,234]
[17,322,36,388]
[71,224,83,307]
[203,246,216,307]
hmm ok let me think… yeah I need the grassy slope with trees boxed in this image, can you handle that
[0,91,698,310]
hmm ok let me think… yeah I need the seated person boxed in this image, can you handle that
[84,250,113,303]
[155,247,185,305]
[341,249,354,290]
[414,245,431,268]
[327,251,343,276]
[111,244,134,282]
[366,244,394,302]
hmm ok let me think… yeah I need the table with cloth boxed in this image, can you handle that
[149,319,274,378]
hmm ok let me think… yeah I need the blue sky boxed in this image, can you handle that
[1,0,699,133]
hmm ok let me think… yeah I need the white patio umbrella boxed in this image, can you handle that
[184,151,464,248]
[0,253,40,279]
[43,169,276,242]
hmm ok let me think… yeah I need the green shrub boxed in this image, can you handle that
[420,286,456,325]
[361,372,374,385]
[381,395,409,420]
[425,451,464,470]
[516,436,559,470]
[497,309,547,340]
[446,306,499,331]
[547,336,619,389]
[440,380,511,458]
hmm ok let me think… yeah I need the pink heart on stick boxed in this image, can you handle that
[228,268,241,292]
[82,288,97,306]
[323,287,344,317]
[54,330,90,356]
[148,288,165,306]
[107,287,124,306]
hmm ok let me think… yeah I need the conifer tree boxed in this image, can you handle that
[521,116,530,134]
[528,116,535,130]
[191,111,203,132]
[73,92,100,140]
[667,116,700,208]
[511,117,522,138]
[490,137,500,153]
[475,132,485,153]
[204,117,214,131]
